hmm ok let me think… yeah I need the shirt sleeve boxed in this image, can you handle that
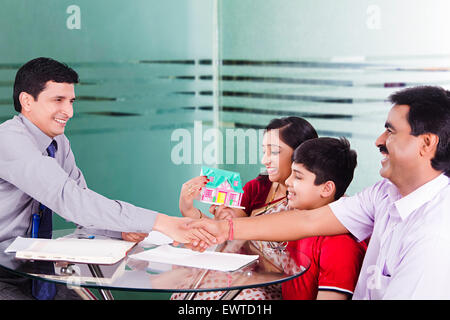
[317,236,366,295]
[0,131,158,234]
[60,137,87,189]
[58,136,123,238]
[328,181,387,242]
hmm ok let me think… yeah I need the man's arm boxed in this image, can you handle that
[190,205,349,243]
[234,205,348,241]
[59,142,217,246]
[61,139,129,239]
[61,138,88,189]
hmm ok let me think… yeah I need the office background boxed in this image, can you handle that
[1,0,450,299]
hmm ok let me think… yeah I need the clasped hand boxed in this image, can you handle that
[183,218,230,251]
[121,215,226,252]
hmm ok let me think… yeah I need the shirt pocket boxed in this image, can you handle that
[370,272,391,300]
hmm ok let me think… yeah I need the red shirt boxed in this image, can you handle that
[282,235,367,300]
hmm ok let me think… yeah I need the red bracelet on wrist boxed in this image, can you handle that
[227,218,234,241]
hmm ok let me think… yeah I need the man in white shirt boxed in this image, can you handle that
[191,85,450,299]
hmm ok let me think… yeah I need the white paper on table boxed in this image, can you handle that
[129,244,259,272]
[10,237,136,265]
[4,237,47,253]
[141,231,174,246]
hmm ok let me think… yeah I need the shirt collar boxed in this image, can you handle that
[17,113,53,153]
[393,173,449,220]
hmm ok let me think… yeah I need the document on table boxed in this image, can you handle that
[129,244,259,272]
[141,231,173,246]
[6,236,136,265]
[5,237,45,253]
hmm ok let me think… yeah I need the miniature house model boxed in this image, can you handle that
[200,166,245,209]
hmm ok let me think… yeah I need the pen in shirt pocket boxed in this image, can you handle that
[31,213,40,238]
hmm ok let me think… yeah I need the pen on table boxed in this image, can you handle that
[77,235,95,239]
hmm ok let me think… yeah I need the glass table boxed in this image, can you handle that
[0,230,310,300]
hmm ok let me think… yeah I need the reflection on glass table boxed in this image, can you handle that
[0,229,310,300]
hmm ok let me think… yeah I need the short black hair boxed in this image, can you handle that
[293,137,357,200]
[389,86,450,177]
[265,116,318,150]
[13,57,79,112]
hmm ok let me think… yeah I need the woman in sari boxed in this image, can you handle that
[172,117,318,300]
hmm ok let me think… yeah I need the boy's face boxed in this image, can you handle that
[20,81,75,138]
[285,162,329,210]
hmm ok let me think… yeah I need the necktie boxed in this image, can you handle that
[36,141,56,239]
[31,140,57,300]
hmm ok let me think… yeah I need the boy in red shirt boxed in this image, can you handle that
[183,137,366,300]
[282,137,366,300]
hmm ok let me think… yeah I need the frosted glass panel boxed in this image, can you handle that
[1,0,450,300]
[1,0,450,217]
[216,0,450,194]
[0,0,215,227]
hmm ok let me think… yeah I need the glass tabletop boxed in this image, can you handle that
[0,230,310,294]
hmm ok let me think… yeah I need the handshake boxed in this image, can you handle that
[122,175,247,249]
[122,214,233,251]
[157,214,233,251]
[168,174,247,250]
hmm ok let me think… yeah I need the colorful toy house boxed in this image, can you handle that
[199,166,245,209]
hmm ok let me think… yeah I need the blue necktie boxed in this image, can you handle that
[31,141,57,300]
[36,141,56,239]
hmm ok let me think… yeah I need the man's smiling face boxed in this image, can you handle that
[20,81,75,138]
[375,104,423,186]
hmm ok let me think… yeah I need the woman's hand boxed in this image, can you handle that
[179,176,209,216]
[210,204,247,220]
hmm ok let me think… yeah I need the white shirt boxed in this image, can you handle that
[329,174,450,299]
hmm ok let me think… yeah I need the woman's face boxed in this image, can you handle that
[261,129,294,185]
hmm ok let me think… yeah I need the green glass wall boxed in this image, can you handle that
[1,0,450,299]
[216,0,450,194]
[0,0,216,229]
